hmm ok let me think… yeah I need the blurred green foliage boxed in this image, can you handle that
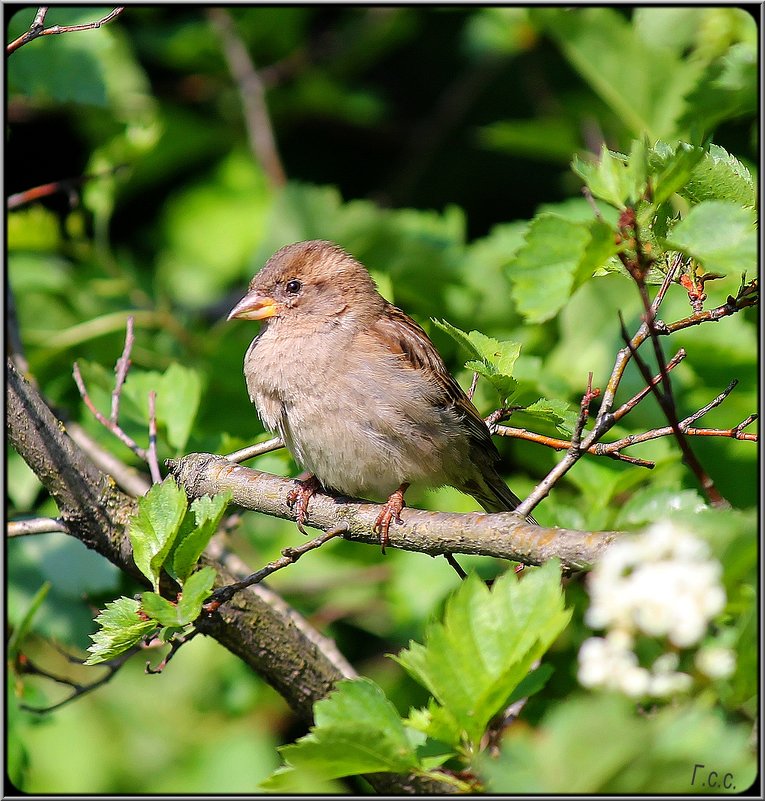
[6,5,757,794]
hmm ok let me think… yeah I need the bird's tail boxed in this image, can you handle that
[467,472,538,525]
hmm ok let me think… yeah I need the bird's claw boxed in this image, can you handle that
[286,475,320,535]
[372,484,408,554]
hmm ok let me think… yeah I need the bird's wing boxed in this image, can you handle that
[367,303,499,454]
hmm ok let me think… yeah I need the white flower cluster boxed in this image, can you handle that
[578,520,734,698]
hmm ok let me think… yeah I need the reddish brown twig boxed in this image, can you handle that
[614,206,728,507]
[494,426,655,468]
[484,406,522,429]
[659,282,759,336]
[7,166,129,211]
[512,246,756,519]
[618,312,727,506]
[597,382,757,455]
[7,7,125,55]
[571,372,600,451]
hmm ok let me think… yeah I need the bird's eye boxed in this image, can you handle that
[285,279,302,295]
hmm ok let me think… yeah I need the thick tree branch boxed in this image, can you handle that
[5,359,453,794]
[167,453,618,570]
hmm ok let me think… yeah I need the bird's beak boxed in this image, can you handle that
[227,290,279,321]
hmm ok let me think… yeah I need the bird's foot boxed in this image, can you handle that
[286,475,321,534]
[372,483,409,554]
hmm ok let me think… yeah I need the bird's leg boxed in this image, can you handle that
[372,483,409,554]
[286,474,322,534]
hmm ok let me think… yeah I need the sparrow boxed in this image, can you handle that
[228,240,535,550]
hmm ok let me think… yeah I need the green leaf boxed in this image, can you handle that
[679,42,757,135]
[506,214,612,323]
[574,219,620,288]
[169,492,232,583]
[128,478,188,591]
[505,663,554,706]
[433,319,520,402]
[648,141,706,206]
[139,592,182,628]
[572,146,630,209]
[257,766,345,794]
[262,679,420,785]
[519,398,577,435]
[532,7,702,140]
[393,561,571,748]
[665,201,756,274]
[176,566,217,621]
[157,364,202,451]
[141,566,216,627]
[120,363,203,453]
[682,144,756,208]
[84,596,157,665]
[404,697,463,750]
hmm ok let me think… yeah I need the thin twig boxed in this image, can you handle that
[484,406,521,429]
[208,526,348,608]
[145,630,199,674]
[651,252,684,313]
[514,264,754,519]
[205,535,357,678]
[146,391,161,484]
[72,362,148,461]
[67,422,151,497]
[207,8,286,188]
[659,289,759,336]
[18,648,136,714]
[7,166,130,211]
[225,437,284,463]
[110,316,134,423]
[8,518,68,537]
[442,553,467,580]
[467,372,480,402]
[617,313,727,507]
[581,186,603,221]
[7,7,124,54]
[492,351,694,469]
[611,349,686,423]
[598,383,757,454]
[570,372,599,451]
[493,426,655,468]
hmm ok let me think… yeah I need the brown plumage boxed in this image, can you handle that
[228,240,535,547]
